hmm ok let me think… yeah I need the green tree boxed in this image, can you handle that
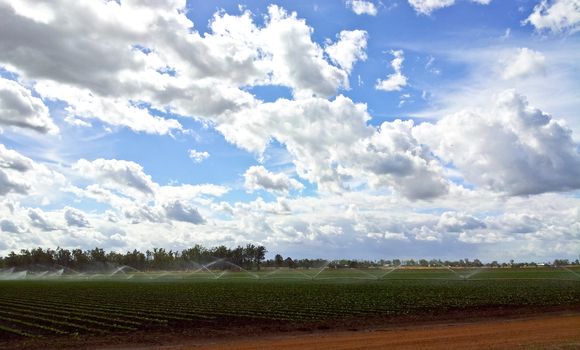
[274,254,284,268]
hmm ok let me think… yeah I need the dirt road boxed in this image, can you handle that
[182,314,580,350]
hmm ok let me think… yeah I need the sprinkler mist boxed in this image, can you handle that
[377,263,402,279]
[560,266,580,279]
[430,260,470,280]
[310,261,331,280]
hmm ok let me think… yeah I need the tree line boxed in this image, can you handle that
[264,256,580,269]
[0,246,578,272]
[0,245,266,272]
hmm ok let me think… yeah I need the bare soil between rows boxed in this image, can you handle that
[2,305,580,350]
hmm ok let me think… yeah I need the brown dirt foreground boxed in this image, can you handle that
[169,314,580,350]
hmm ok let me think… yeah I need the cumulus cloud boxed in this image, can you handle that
[502,48,546,80]
[64,207,90,227]
[0,1,362,136]
[354,120,449,199]
[68,162,226,227]
[35,81,182,135]
[346,0,378,16]
[0,78,58,134]
[408,0,492,15]
[219,95,447,199]
[157,183,229,202]
[162,200,205,224]
[414,90,580,195]
[261,5,350,98]
[28,208,57,231]
[437,212,486,232]
[0,219,23,233]
[0,170,29,196]
[376,50,407,92]
[122,204,164,224]
[188,149,209,163]
[524,0,580,34]
[408,0,455,14]
[0,144,64,197]
[0,144,33,172]
[488,213,543,234]
[244,165,304,194]
[325,30,368,73]
[73,158,156,198]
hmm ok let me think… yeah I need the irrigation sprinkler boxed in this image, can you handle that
[311,261,332,280]
[377,264,402,279]
[560,266,580,279]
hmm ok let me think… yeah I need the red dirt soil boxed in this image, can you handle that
[172,314,580,350]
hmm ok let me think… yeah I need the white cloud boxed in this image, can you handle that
[0,77,58,134]
[347,0,378,16]
[406,41,580,142]
[162,200,205,224]
[408,0,455,15]
[219,95,447,199]
[188,149,209,163]
[437,211,486,232]
[157,184,229,202]
[0,219,23,233]
[502,48,546,80]
[354,119,449,199]
[376,50,408,92]
[325,30,368,73]
[68,161,227,227]
[408,0,492,15]
[0,144,65,198]
[35,81,182,135]
[0,170,29,196]
[0,1,362,138]
[64,207,90,228]
[73,158,157,199]
[244,165,304,194]
[0,143,33,172]
[524,0,580,34]
[260,5,349,98]
[28,208,57,231]
[414,90,580,195]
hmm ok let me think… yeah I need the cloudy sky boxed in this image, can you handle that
[0,0,579,261]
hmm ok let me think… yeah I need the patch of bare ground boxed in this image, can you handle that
[184,313,580,350]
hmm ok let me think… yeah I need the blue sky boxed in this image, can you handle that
[0,0,579,261]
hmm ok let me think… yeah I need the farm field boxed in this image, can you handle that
[0,267,579,349]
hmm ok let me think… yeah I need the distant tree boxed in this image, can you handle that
[123,250,146,270]
[106,251,124,265]
[553,259,570,267]
[72,249,90,269]
[55,247,72,268]
[254,246,267,271]
[274,254,284,268]
[211,245,230,259]
[90,248,107,264]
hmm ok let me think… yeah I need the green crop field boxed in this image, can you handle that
[0,267,579,342]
